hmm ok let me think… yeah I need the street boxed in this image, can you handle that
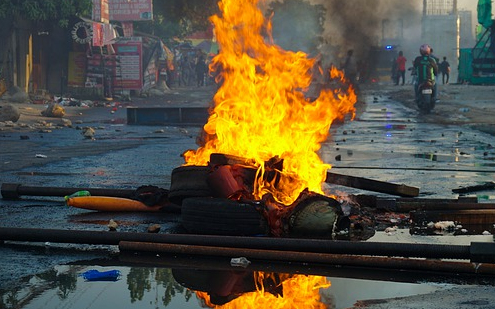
[0,82,494,308]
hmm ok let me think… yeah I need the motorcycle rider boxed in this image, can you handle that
[413,44,438,103]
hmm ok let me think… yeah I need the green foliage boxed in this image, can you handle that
[135,0,219,42]
[0,0,92,27]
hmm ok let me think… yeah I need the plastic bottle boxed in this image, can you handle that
[80,269,121,281]
[64,190,91,201]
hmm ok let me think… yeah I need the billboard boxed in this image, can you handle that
[93,0,153,22]
[112,37,143,90]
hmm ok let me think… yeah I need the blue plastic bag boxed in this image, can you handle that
[80,269,121,281]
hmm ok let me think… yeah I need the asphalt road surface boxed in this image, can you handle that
[0,83,494,308]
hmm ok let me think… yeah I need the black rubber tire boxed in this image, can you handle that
[168,166,212,205]
[181,197,270,236]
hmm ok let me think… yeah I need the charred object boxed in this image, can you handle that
[169,153,375,240]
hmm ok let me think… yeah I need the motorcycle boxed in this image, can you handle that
[412,71,435,113]
[416,80,435,113]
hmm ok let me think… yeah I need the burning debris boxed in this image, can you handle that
[175,0,360,242]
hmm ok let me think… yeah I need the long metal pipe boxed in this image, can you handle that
[117,253,495,283]
[118,241,495,275]
[1,183,137,199]
[0,227,480,260]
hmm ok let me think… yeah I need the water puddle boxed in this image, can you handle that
[1,262,450,309]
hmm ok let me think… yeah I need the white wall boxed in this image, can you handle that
[422,15,459,82]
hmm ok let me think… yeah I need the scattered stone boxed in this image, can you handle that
[60,118,72,127]
[108,219,118,231]
[147,224,161,233]
[10,87,30,103]
[0,104,21,122]
[82,127,95,139]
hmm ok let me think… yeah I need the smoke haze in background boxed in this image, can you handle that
[315,0,422,65]
[320,0,422,63]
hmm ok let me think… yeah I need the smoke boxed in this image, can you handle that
[312,0,422,64]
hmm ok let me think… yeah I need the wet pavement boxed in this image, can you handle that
[0,84,494,308]
[322,92,495,200]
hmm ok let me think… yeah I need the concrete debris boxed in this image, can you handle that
[384,226,398,235]
[108,219,118,231]
[8,86,30,103]
[82,127,95,139]
[147,224,161,233]
[427,221,455,231]
[0,104,21,122]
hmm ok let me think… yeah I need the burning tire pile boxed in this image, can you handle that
[169,153,375,240]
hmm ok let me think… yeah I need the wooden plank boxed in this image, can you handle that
[325,172,419,197]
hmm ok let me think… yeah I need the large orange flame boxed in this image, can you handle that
[183,0,356,205]
[196,273,331,308]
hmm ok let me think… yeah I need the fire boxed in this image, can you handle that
[183,0,356,205]
[196,273,331,308]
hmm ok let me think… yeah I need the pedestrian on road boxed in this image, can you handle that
[439,56,451,84]
[395,51,407,85]
[429,47,440,101]
[195,54,208,87]
[343,49,358,87]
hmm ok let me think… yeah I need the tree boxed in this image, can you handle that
[134,0,219,42]
[0,0,92,27]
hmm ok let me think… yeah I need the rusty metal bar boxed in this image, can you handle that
[396,203,495,212]
[359,196,481,211]
[331,166,495,173]
[117,252,495,282]
[410,209,495,226]
[1,183,137,199]
[1,227,493,263]
[0,227,481,260]
[118,241,495,274]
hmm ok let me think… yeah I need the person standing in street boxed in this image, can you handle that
[343,49,358,87]
[439,56,451,84]
[395,51,407,85]
[429,48,440,101]
[195,54,208,87]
